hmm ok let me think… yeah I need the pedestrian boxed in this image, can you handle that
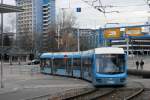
[140,59,144,70]
[135,60,139,70]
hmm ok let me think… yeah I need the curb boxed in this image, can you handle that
[128,69,150,78]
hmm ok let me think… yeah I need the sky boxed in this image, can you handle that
[57,0,150,28]
[1,0,150,31]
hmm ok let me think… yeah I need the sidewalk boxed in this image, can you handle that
[128,55,150,71]
[0,63,41,94]
[128,55,150,78]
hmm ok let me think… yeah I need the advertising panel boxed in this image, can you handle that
[104,28,121,39]
[125,27,143,36]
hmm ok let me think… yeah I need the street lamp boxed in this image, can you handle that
[76,7,81,52]
[77,28,80,52]
[1,0,4,88]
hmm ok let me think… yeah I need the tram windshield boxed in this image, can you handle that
[96,54,125,74]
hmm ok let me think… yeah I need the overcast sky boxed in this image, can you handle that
[2,0,150,31]
[58,0,150,27]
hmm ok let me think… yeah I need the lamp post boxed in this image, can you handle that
[125,34,129,56]
[76,7,81,52]
[77,28,80,52]
[1,0,4,88]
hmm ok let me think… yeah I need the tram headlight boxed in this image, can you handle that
[120,78,126,82]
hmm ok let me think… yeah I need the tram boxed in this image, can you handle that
[40,47,127,86]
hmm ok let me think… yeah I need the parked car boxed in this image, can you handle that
[27,59,40,65]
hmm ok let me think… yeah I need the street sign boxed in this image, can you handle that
[104,28,121,39]
[125,27,142,36]
[76,7,81,12]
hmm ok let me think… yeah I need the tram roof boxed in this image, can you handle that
[94,47,124,54]
[40,52,81,59]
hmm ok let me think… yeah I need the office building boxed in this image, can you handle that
[16,0,55,52]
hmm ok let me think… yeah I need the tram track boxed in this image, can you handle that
[62,82,144,100]
[93,82,144,100]
[25,76,145,100]
[63,88,116,100]
[126,82,144,100]
[2,76,143,100]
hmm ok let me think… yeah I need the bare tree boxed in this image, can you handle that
[18,25,33,52]
[43,24,57,52]
[55,10,77,52]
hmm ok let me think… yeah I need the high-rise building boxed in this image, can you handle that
[16,0,55,53]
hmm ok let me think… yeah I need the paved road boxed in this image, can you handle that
[0,63,92,100]
[0,55,149,100]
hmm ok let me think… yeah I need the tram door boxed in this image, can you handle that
[53,58,65,75]
[40,59,52,74]
[64,56,72,76]
[82,56,92,80]
[72,58,81,77]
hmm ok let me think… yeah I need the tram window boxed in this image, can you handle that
[53,59,66,69]
[83,57,92,72]
[68,58,72,66]
[73,58,81,66]
[72,58,81,70]
[40,59,51,68]
[96,54,125,74]
[40,59,45,68]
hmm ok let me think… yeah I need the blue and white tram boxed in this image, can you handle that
[40,47,127,86]
[40,52,82,77]
[91,47,127,86]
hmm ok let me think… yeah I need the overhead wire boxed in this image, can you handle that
[97,0,107,20]
[81,0,149,24]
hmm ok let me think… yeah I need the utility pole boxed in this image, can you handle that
[77,28,80,52]
[76,7,81,52]
[1,0,4,88]
[125,34,129,56]
[57,27,60,49]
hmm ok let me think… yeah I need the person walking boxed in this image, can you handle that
[135,60,139,70]
[140,59,144,70]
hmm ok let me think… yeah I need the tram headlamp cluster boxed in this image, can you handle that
[120,78,126,82]
[96,79,102,82]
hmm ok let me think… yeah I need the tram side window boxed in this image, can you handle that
[40,59,44,69]
[67,58,72,67]
[41,59,51,68]
[83,57,92,72]
[73,58,81,66]
[53,59,66,69]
